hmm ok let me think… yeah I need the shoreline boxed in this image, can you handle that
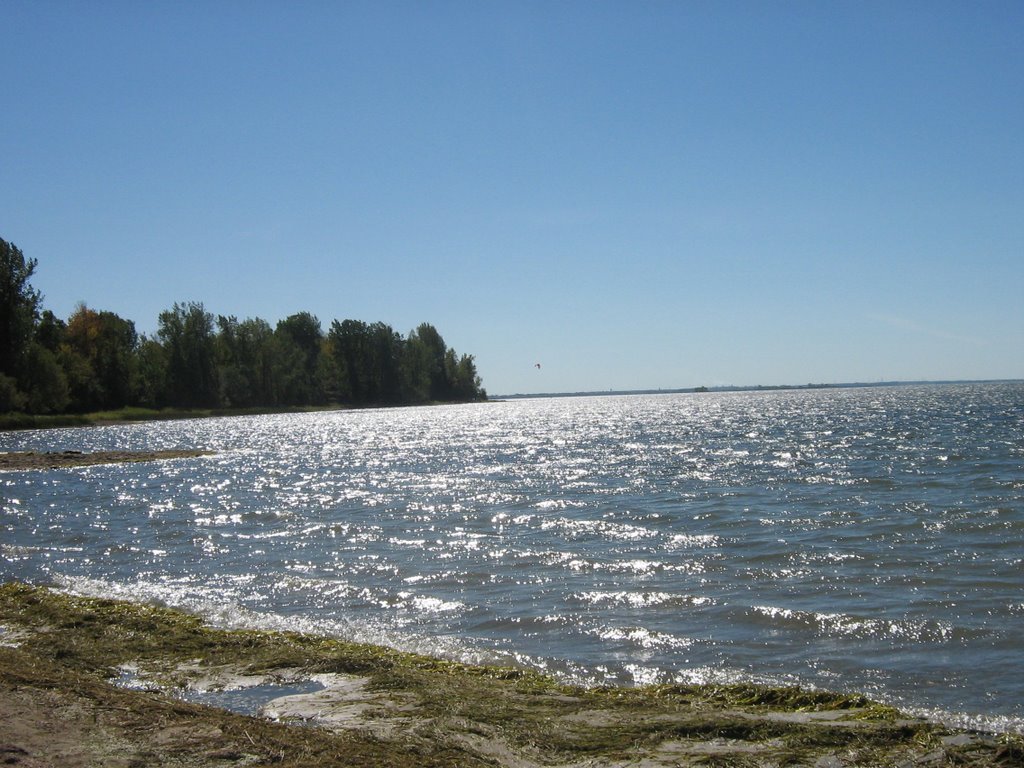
[0,399,489,433]
[0,404,348,432]
[0,583,1019,767]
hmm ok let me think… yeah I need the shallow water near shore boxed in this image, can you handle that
[2,382,1022,734]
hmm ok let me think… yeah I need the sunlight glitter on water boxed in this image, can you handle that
[2,383,1023,733]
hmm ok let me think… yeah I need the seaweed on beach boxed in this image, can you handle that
[0,582,1018,768]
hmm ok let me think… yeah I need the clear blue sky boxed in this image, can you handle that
[3,1,1021,395]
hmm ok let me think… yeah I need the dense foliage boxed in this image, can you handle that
[0,237,486,414]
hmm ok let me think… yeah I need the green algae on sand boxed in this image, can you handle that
[0,583,1019,767]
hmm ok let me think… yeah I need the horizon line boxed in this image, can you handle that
[492,378,1022,400]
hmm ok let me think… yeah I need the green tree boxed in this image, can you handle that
[61,304,138,411]
[25,311,72,413]
[158,302,219,408]
[448,352,486,401]
[0,374,25,412]
[0,238,42,403]
[275,312,324,405]
[326,319,369,404]
[314,336,343,404]
[217,315,276,408]
[409,323,450,401]
[366,321,403,404]
[35,310,67,353]
[134,336,168,408]
[402,329,432,403]
[22,343,69,413]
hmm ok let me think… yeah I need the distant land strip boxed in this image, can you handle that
[494,379,1021,400]
[0,449,214,471]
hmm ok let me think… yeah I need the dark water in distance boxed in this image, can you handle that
[2,382,1022,733]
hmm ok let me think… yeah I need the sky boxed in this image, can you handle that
[2,1,1021,396]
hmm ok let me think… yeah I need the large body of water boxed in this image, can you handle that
[1,382,1022,733]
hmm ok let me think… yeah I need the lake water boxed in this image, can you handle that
[2,382,1022,734]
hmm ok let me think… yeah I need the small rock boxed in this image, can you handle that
[941,733,976,747]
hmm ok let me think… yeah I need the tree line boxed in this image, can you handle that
[0,237,487,415]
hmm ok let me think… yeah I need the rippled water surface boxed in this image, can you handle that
[2,383,1022,733]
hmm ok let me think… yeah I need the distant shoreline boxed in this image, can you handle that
[493,378,1022,400]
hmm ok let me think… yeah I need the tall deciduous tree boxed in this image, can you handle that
[21,343,69,414]
[275,312,324,405]
[0,238,42,384]
[61,304,138,411]
[410,323,450,401]
[134,336,168,408]
[366,321,404,404]
[448,352,485,401]
[217,315,277,408]
[326,319,369,404]
[35,310,66,353]
[158,302,219,408]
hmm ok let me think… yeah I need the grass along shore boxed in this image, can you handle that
[0,404,347,432]
[0,399,495,432]
[0,583,1018,767]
